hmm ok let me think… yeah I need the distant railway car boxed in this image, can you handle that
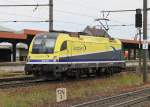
[25,32,125,79]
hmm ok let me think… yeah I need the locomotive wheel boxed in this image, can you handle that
[33,71,41,78]
[105,67,114,76]
[75,70,80,79]
[58,72,67,81]
[113,67,121,73]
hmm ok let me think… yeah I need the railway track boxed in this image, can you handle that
[0,77,49,89]
[0,60,147,89]
[0,76,35,82]
[0,74,115,89]
[0,76,107,89]
[72,87,150,107]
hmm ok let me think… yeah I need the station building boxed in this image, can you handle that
[0,26,45,62]
[0,26,149,62]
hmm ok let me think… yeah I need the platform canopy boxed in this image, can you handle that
[0,42,12,49]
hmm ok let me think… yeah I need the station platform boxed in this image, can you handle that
[0,61,25,72]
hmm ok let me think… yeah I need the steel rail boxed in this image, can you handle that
[0,76,35,83]
[72,88,150,107]
[0,79,46,89]
[110,95,150,107]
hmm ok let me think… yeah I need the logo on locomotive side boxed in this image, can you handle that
[73,45,86,51]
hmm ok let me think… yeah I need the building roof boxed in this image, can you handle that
[120,39,150,45]
[0,26,26,39]
[23,29,47,35]
[0,26,48,40]
[0,32,26,40]
[120,39,139,44]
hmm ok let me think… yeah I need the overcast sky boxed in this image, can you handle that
[0,0,149,39]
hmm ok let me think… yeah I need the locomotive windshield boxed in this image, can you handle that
[32,33,58,54]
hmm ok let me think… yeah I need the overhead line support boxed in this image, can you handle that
[143,0,148,83]
[101,8,150,13]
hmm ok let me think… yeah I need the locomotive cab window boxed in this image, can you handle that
[32,33,58,54]
[60,41,67,51]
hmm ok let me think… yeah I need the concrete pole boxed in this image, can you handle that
[49,0,53,32]
[12,43,16,62]
[139,28,142,73]
[143,0,148,83]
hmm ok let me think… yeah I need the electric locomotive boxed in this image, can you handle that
[25,31,125,79]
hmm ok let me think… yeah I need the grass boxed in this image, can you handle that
[0,72,146,107]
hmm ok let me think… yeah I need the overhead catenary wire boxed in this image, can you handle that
[0,11,46,19]
[0,20,49,22]
[50,9,96,18]
[0,10,93,25]
[0,9,96,24]
[1,19,150,29]
[0,1,100,24]
[0,4,49,7]
[39,5,96,18]
[0,8,96,19]
[0,20,88,26]
[1,18,150,27]
[0,2,96,30]
[108,24,150,27]
[0,8,137,27]
[101,9,138,13]
[109,24,134,26]
[101,8,150,13]
[0,1,149,33]
[0,8,93,26]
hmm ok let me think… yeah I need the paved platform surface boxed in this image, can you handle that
[0,62,25,72]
